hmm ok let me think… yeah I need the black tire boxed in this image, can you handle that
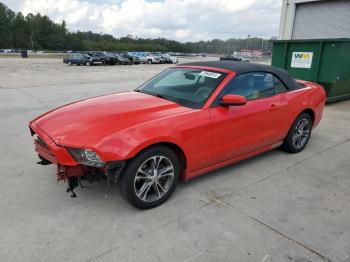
[120,145,180,209]
[68,61,72,66]
[282,112,312,153]
[147,59,152,64]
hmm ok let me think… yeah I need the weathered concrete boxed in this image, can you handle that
[0,58,349,262]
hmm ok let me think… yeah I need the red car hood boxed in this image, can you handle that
[33,91,190,147]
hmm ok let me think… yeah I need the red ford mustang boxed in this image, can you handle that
[29,61,326,209]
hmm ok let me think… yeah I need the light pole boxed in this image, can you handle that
[246,35,251,50]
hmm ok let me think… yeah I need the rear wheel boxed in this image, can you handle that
[120,146,180,209]
[147,59,152,64]
[86,61,91,66]
[68,61,72,66]
[282,112,312,153]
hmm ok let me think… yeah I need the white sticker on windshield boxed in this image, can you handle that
[199,71,221,79]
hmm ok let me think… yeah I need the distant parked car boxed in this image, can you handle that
[63,53,101,66]
[161,54,178,64]
[237,57,250,62]
[89,51,117,65]
[131,53,148,64]
[112,53,131,65]
[220,56,250,62]
[143,53,162,64]
[155,55,167,64]
[120,52,141,64]
[0,49,15,53]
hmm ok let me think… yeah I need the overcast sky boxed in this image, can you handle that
[3,0,282,42]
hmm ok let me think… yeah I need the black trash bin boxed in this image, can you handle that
[21,50,28,58]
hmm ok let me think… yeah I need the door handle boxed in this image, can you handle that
[269,103,278,110]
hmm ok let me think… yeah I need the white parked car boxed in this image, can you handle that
[144,53,162,64]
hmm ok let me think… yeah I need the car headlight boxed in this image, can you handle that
[67,148,105,167]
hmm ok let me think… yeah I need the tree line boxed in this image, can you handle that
[0,2,274,54]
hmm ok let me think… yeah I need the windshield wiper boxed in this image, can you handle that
[135,90,179,104]
[154,94,179,104]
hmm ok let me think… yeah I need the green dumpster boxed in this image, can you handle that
[271,38,350,102]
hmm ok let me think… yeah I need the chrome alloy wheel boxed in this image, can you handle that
[292,118,310,149]
[134,156,174,202]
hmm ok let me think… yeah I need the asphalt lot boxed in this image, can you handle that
[0,57,349,262]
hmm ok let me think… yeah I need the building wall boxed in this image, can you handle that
[279,0,350,39]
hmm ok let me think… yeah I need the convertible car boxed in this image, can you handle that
[29,61,326,209]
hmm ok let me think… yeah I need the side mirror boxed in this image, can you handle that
[220,94,247,106]
[184,73,195,80]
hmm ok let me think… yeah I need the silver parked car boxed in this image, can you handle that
[145,53,162,64]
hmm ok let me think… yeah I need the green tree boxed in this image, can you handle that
[0,2,15,48]
[12,12,30,49]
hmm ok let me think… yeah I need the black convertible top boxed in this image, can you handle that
[180,61,302,90]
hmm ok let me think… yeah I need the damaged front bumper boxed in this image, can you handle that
[29,122,125,197]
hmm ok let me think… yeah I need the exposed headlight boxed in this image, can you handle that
[68,148,105,167]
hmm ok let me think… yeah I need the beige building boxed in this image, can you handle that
[278,0,350,40]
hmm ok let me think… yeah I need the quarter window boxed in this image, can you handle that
[220,72,288,101]
[274,76,288,94]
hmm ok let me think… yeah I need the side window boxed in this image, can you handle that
[274,76,288,94]
[222,72,275,100]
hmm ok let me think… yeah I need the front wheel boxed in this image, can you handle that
[120,146,180,209]
[86,61,91,66]
[147,59,152,64]
[282,112,312,153]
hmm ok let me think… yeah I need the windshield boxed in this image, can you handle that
[137,68,227,109]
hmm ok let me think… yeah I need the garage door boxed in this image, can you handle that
[292,0,350,39]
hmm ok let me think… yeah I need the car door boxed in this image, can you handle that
[72,54,80,64]
[209,72,287,164]
[77,54,85,64]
